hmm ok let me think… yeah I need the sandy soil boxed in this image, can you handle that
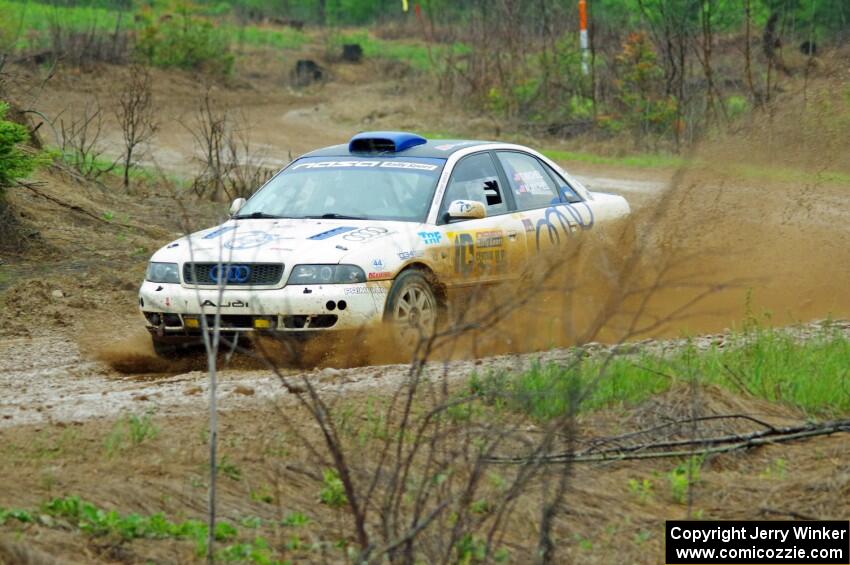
[3,320,843,432]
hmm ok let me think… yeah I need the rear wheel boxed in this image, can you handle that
[384,270,439,354]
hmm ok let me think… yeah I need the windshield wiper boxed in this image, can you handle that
[303,213,369,220]
[233,212,284,219]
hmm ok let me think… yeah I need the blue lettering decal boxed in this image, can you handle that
[418,231,442,245]
[308,226,357,240]
[203,225,238,240]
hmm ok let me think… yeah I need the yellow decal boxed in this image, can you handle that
[450,230,507,277]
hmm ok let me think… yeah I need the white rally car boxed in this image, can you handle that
[140,132,630,355]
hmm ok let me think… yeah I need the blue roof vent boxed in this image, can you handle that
[349,131,427,153]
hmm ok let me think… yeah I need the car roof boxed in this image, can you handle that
[301,132,496,160]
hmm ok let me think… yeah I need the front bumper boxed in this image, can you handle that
[139,280,391,338]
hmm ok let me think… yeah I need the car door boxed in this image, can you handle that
[494,151,594,262]
[429,151,527,287]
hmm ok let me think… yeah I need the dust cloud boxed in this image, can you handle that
[89,107,850,372]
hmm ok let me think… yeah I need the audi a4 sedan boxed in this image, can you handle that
[139,131,630,355]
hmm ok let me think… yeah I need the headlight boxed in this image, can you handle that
[287,264,366,285]
[146,262,180,284]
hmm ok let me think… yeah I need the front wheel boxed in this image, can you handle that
[151,337,180,359]
[384,270,439,355]
[150,336,203,359]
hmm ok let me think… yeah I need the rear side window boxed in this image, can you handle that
[439,153,507,221]
[496,151,560,211]
[540,160,582,203]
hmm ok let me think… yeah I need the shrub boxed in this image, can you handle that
[135,3,234,75]
[319,469,348,508]
[668,456,703,504]
[614,32,678,145]
[0,101,43,190]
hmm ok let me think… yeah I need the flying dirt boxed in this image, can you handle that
[1,50,848,417]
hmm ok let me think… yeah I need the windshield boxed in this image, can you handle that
[236,156,445,222]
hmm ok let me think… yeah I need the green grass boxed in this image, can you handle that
[732,163,850,186]
[0,1,126,50]
[335,30,468,71]
[543,149,850,181]
[542,149,687,169]
[0,507,34,526]
[104,412,159,455]
[281,511,310,527]
[228,23,308,50]
[471,325,850,421]
[43,495,235,543]
[0,0,306,52]
[1,496,292,563]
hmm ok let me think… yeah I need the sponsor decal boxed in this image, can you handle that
[201,299,249,308]
[398,250,424,260]
[202,225,238,240]
[475,230,503,248]
[344,287,370,295]
[164,297,172,307]
[308,226,357,240]
[368,271,392,280]
[453,230,507,277]
[371,258,385,270]
[344,286,388,295]
[433,141,475,151]
[534,203,595,251]
[418,231,442,245]
[377,161,438,171]
[224,231,273,250]
[512,169,553,195]
[342,226,392,242]
[291,160,438,171]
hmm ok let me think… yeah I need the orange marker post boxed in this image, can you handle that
[579,0,589,75]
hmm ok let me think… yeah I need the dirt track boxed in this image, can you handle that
[2,60,850,434]
[2,320,848,431]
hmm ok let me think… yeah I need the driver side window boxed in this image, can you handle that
[438,153,506,223]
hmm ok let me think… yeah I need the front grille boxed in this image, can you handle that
[183,263,284,286]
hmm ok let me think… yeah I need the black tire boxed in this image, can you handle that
[150,336,205,359]
[151,338,180,359]
[384,269,440,354]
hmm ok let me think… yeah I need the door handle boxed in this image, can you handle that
[507,230,519,241]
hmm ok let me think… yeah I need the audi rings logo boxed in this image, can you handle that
[209,264,251,284]
[342,226,391,242]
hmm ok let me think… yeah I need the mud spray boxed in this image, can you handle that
[92,80,850,372]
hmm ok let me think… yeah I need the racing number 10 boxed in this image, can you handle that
[454,233,475,276]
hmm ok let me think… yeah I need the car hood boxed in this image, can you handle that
[150,218,424,265]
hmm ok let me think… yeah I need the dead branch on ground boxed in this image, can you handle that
[485,417,850,465]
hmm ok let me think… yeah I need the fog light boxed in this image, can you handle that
[185,317,200,328]
[253,318,272,329]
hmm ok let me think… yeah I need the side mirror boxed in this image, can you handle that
[446,199,486,221]
[229,198,246,216]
